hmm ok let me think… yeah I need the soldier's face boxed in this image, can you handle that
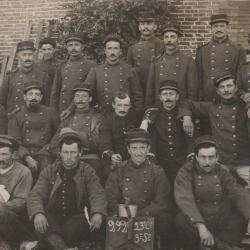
[127,142,150,166]
[66,40,83,57]
[159,89,179,110]
[211,22,228,40]
[112,96,131,117]
[196,147,218,173]
[17,50,34,68]
[0,147,14,169]
[24,89,43,108]
[60,143,81,169]
[216,79,237,100]
[40,44,55,61]
[163,31,179,52]
[73,90,92,110]
[105,41,122,64]
[139,21,156,37]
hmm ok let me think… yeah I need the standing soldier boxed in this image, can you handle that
[38,37,58,94]
[196,14,246,101]
[85,34,143,116]
[8,81,59,177]
[50,33,93,114]
[145,24,199,108]
[127,11,164,96]
[0,40,51,114]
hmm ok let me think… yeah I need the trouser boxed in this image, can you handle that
[175,212,246,250]
[37,212,104,249]
[0,208,33,249]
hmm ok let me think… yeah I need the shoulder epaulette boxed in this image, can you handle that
[144,107,160,122]
[7,107,21,119]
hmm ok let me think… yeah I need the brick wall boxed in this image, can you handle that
[0,0,249,58]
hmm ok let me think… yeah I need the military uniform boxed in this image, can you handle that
[180,97,250,166]
[85,60,143,115]
[145,50,199,108]
[50,56,93,113]
[175,160,250,249]
[196,37,246,101]
[145,106,190,185]
[127,36,164,95]
[8,105,59,163]
[99,110,139,162]
[0,64,51,113]
[106,158,173,249]
[237,61,250,92]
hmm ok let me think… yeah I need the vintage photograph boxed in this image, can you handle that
[0,0,250,249]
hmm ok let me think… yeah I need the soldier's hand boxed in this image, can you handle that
[25,156,39,173]
[196,223,214,246]
[111,154,122,164]
[60,109,71,121]
[183,116,194,137]
[241,93,250,103]
[140,119,149,131]
[89,213,102,232]
[34,213,49,234]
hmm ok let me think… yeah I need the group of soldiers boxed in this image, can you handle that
[0,9,250,250]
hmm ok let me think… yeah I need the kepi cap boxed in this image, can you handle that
[210,14,229,25]
[137,10,156,22]
[72,83,92,96]
[214,71,234,88]
[39,37,56,49]
[23,80,43,94]
[0,135,19,150]
[125,128,150,144]
[103,33,123,46]
[159,80,179,93]
[194,135,216,153]
[162,24,182,36]
[16,40,36,53]
[65,33,84,44]
[59,128,81,144]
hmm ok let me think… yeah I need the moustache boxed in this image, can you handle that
[24,60,32,63]
[165,99,173,103]
[119,111,127,114]
[30,99,38,103]
[215,31,223,34]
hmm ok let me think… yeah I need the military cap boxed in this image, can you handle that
[125,128,150,144]
[16,40,36,53]
[210,14,229,25]
[65,33,84,44]
[23,80,43,94]
[72,83,92,96]
[194,135,217,153]
[103,33,123,46]
[214,72,234,88]
[137,10,156,22]
[39,37,56,49]
[162,24,182,36]
[159,80,179,93]
[0,135,19,150]
[59,127,81,144]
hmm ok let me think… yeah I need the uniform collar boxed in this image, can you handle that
[20,64,34,73]
[212,36,229,44]
[69,53,84,62]
[164,49,179,56]
[140,35,155,42]
[130,159,146,169]
[75,107,92,114]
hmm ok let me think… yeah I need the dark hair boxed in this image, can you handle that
[195,143,217,155]
[0,143,17,153]
[39,37,56,49]
[59,137,81,152]
[112,91,130,103]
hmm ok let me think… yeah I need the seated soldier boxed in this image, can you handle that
[141,80,193,188]
[106,128,173,250]
[175,136,250,250]
[0,135,33,249]
[181,72,250,187]
[99,92,140,175]
[27,130,107,250]
[49,83,104,183]
[8,80,59,178]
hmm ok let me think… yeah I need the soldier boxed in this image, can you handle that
[50,33,93,114]
[127,10,164,96]
[145,24,199,108]
[181,72,250,186]
[38,37,58,94]
[8,81,59,177]
[0,40,51,113]
[0,135,33,249]
[175,136,250,250]
[196,14,246,101]
[85,34,143,116]
[99,92,139,174]
[106,128,173,250]
[49,83,104,183]
[141,80,193,188]
[27,130,107,249]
